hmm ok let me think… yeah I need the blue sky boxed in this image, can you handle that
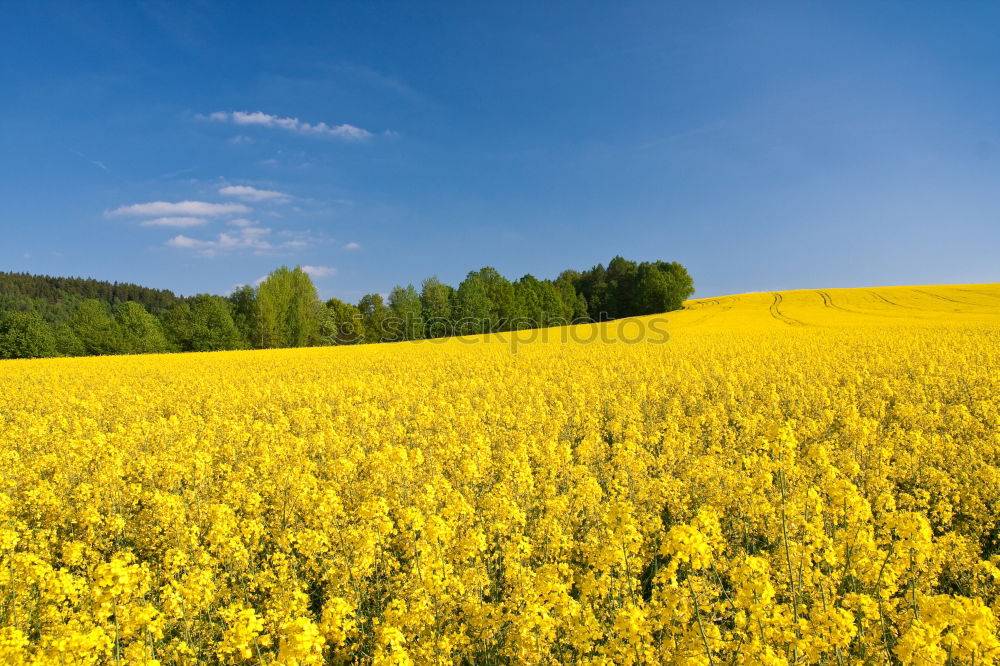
[2,1,998,300]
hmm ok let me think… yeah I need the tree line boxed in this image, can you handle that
[0,271,183,313]
[0,257,693,359]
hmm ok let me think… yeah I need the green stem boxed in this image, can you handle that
[687,571,716,666]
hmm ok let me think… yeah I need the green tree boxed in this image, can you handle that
[536,279,566,326]
[357,293,390,343]
[605,255,640,318]
[71,299,119,355]
[164,296,244,351]
[556,275,588,320]
[634,261,695,314]
[116,302,170,354]
[229,285,263,349]
[319,298,363,345]
[571,257,694,320]
[420,276,454,338]
[0,258,691,354]
[514,276,543,329]
[476,267,515,331]
[0,271,183,315]
[0,311,57,359]
[388,284,423,341]
[53,323,85,356]
[455,272,493,334]
[190,295,244,351]
[162,303,194,351]
[514,275,565,328]
[573,263,610,321]
[256,266,320,348]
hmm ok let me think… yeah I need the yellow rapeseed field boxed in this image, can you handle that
[2,284,1000,665]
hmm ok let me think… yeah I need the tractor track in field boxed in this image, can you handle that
[694,297,738,311]
[914,288,962,303]
[769,293,805,326]
[681,297,738,327]
[816,290,850,312]
[868,290,915,309]
[913,289,972,308]
[955,288,1000,302]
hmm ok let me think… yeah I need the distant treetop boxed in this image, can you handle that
[0,271,184,314]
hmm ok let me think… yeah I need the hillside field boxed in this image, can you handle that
[2,284,1000,664]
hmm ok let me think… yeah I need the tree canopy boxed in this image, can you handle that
[0,257,694,358]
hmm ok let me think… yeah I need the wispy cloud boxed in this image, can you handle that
[219,185,290,202]
[71,149,108,171]
[301,265,337,278]
[343,241,361,250]
[139,216,208,227]
[202,110,374,140]
[108,200,249,217]
[334,62,429,105]
[165,225,312,257]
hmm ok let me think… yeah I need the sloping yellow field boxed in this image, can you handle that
[1,284,999,664]
[675,283,1000,330]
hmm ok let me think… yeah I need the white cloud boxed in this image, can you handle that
[343,241,361,250]
[139,216,208,227]
[203,110,374,140]
[108,200,249,217]
[228,218,254,227]
[165,225,311,257]
[229,135,254,144]
[219,185,289,202]
[165,235,204,249]
[301,265,337,278]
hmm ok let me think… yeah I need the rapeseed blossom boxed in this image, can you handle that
[1,284,999,663]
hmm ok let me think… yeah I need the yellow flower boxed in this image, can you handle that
[2,283,1000,663]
